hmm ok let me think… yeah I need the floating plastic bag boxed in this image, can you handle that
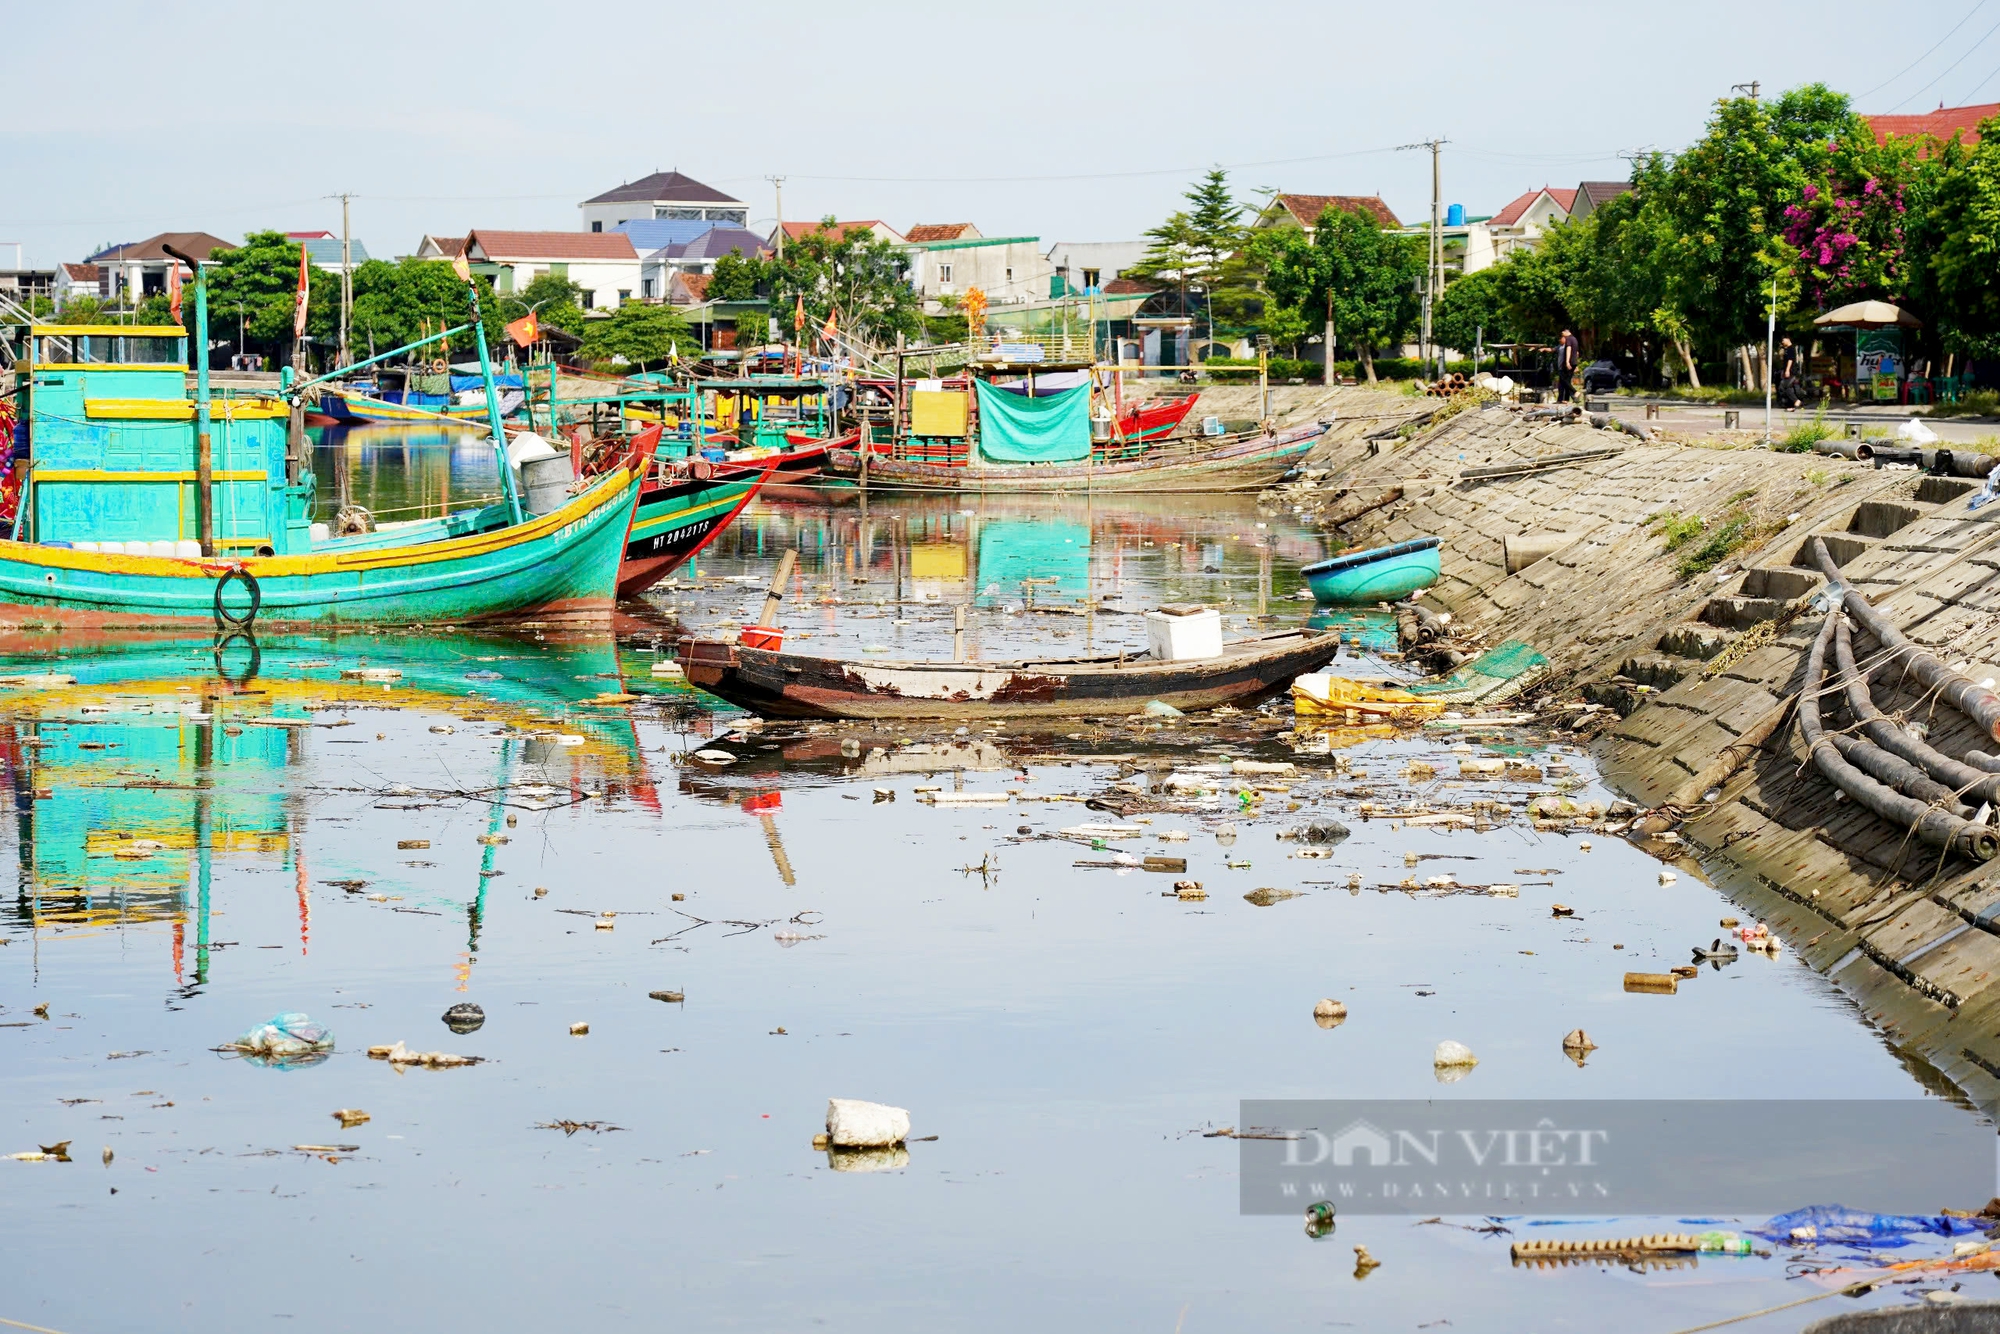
[223,1012,335,1068]
[1897,418,1941,445]
[1748,1204,1987,1248]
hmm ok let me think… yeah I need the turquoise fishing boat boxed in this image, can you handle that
[1300,537,1441,606]
[0,255,645,630]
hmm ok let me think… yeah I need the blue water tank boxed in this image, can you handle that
[1446,203,1465,227]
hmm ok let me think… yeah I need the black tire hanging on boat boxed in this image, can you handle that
[214,566,262,631]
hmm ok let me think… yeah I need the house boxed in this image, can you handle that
[614,219,720,258]
[1866,101,2000,147]
[85,231,233,302]
[639,227,771,302]
[1254,194,1402,234]
[287,230,372,271]
[1569,180,1633,221]
[903,225,1053,313]
[1044,241,1147,297]
[459,230,642,310]
[665,271,712,307]
[0,267,56,307]
[414,234,467,260]
[1483,187,1576,261]
[771,219,905,248]
[579,171,748,234]
[54,263,104,308]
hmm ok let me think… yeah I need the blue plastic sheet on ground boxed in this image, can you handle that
[1747,1204,1988,1247]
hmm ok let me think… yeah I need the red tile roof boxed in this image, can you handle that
[905,223,977,242]
[778,219,901,243]
[464,230,638,261]
[1273,194,1401,229]
[423,235,468,259]
[86,231,233,263]
[60,263,100,281]
[1103,276,1165,295]
[1489,188,1576,228]
[1867,102,2000,146]
[670,272,712,304]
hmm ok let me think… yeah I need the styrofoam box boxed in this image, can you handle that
[1146,607,1223,661]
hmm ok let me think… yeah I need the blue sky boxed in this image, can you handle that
[6,0,1999,268]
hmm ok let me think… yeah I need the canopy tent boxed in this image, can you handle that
[1813,301,1924,330]
[972,379,1091,463]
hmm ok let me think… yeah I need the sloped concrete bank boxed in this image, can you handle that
[1269,402,2000,1105]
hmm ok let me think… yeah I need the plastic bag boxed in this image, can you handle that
[225,1012,334,1068]
[1897,418,1941,444]
[1748,1204,1987,1248]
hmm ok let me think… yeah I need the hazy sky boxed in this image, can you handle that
[7,0,1999,269]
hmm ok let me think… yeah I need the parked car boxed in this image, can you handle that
[1582,359,1636,394]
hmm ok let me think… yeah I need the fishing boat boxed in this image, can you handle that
[318,366,528,425]
[1117,391,1200,444]
[674,626,1338,720]
[615,453,778,597]
[1301,537,1442,605]
[825,419,1331,494]
[0,265,645,631]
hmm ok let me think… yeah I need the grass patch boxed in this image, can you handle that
[1776,407,1835,453]
[1650,510,1707,551]
[1805,466,1833,486]
[1926,390,2000,419]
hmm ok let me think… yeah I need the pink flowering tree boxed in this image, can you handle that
[1784,137,1923,310]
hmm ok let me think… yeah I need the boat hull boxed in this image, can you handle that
[617,464,773,598]
[675,628,1338,720]
[319,389,524,425]
[825,421,1328,494]
[1302,537,1442,605]
[0,465,644,632]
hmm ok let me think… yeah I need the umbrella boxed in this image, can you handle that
[1813,300,1924,329]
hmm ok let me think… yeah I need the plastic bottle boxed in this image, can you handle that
[1697,1230,1754,1255]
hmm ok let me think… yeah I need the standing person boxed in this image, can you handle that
[1778,337,1804,410]
[1555,328,1580,403]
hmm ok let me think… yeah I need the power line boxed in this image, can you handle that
[1857,1,1985,100]
[1886,13,2000,111]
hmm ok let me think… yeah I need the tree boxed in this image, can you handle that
[1430,265,1509,356]
[765,219,919,345]
[204,231,343,364]
[1133,169,1256,335]
[346,257,508,357]
[512,271,587,334]
[1259,303,1310,357]
[578,301,696,370]
[708,250,765,302]
[1252,206,1422,380]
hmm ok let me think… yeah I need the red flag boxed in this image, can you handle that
[167,262,182,324]
[450,253,472,283]
[506,311,539,347]
[293,243,310,338]
[792,292,805,333]
[820,308,838,343]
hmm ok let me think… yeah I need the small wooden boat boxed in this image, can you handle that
[1301,537,1441,605]
[675,626,1338,720]
[825,419,1331,495]
[1118,392,1200,443]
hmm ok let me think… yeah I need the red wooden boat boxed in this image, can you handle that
[1118,392,1200,443]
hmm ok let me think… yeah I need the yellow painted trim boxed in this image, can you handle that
[33,470,268,483]
[0,466,636,578]
[83,398,287,421]
[36,363,188,372]
[31,325,187,337]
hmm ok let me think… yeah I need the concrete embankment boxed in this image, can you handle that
[1272,401,2000,1104]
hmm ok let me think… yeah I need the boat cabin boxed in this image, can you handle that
[6,324,314,556]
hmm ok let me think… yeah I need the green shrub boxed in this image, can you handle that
[1928,389,2000,419]
[1651,510,1706,551]
[1676,517,1750,579]
[1775,408,1834,453]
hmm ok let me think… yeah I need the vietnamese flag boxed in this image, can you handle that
[820,308,838,343]
[293,242,310,338]
[792,292,805,333]
[167,261,182,324]
[506,311,539,347]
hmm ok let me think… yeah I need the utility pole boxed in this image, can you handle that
[1397,138,1448,379]
[767,175,786,260]
[1731,81,1761,99]
[326,191,356,367]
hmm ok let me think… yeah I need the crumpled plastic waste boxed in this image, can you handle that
[366,1041,480,1068]
[220,1013,334,1069]
[1748,1204,1988,1247]
[1897,417,1941,445]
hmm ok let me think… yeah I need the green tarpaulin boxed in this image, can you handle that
[973,379,1091,463]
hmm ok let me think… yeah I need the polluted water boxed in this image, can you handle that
[0,457,1982,1332]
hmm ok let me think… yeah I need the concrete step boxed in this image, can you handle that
[1658,623,1738,660]
[1619,654,1692,689]
[1700,595,1793,630]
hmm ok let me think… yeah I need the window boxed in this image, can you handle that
[591,220,603,233]
[581,289,595,310]
[618,290,631,303]
[1004,267,1013,284]
[659,207,704,220]
[710,208,748,226]
[1082,268,1100,289]
[642,277,656,299]
[937,263,953,284]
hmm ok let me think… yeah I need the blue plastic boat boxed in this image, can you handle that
[1301,536,1442,606]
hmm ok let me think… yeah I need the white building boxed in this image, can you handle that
[1043,240,1146,295]
[54,263,104,308]
[455,230,643,310]
[579,171,748,235]
[903,224,1055,313]
[1481,187,1575,264]
[83,231,232,303]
